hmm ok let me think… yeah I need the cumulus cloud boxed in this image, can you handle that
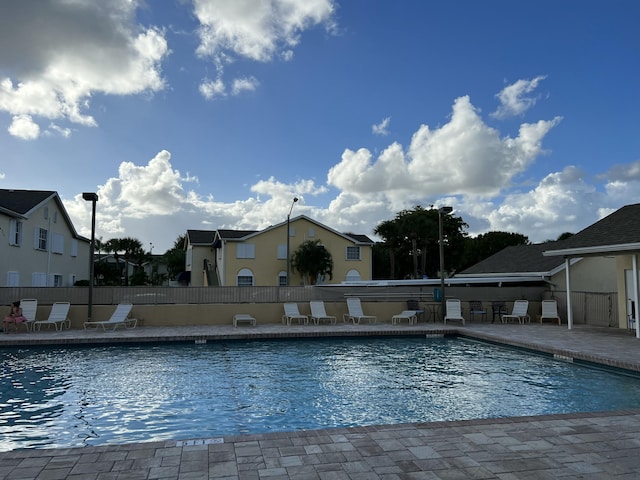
[192,0,336,99]
[328,95,562,203]
[0,0,169,139]
[492,76,547,119]
[193,0,336,63]
[372,117,391,136]
[8,114,40,139]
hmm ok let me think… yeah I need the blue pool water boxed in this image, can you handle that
[2,336,640,451]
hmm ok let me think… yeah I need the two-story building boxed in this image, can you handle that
[185,215,374,286]
[0,189,90,286]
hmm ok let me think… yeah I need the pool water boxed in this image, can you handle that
[2,336,640,451]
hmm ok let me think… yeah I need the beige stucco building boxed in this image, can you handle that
[185,215,374,286]
[0,189,90,287]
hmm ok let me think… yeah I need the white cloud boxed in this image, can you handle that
[193,0,336,63]
[231,76,259,95]
[0,0,169,139]
[328,95,562,202]
[8,114,40,139]
[492,75,547,119]
[372,117,391,136]
[200,77,226,99]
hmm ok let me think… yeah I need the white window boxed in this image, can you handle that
[51,233,64,254]
[277,244,287,259]
[52,274,63,287]
[7,271,19,286]
[236,268,254,286]
[53,211,58,223]
[71,239,78,257]
[32,272,48,286]
[308,227,315,237]
[186,246,193,267]
[34,228,48,251]
[44,207,48,219]
[345,269,361,282]
[236,243,255,259]
[9,220,22,246]
[278,271,287,286]
[346,246,361,260]
[288,226,296,237]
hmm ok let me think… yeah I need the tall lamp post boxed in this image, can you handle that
[438,206,453,321]
[82,193,99,322]
[286,197,298,286]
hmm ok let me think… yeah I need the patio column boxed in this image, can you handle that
[565,257,573,330]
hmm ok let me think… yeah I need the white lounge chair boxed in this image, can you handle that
[84,303,137,331]
[391,310,418,325]
[282,303,308,326]
[502,300,530,324]
[20,299,38,332]
[443,299,465,325]
[233,314,256,327]
[6,298,38,333]
[33,302,71,331]
[343,298,377,325]
[310,301,336,325]
[540,300,561,325]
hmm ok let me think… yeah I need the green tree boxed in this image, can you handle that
[373,206,468,279]
[291,239,334,285]
[163,235,187,281]
[104,237,145,286]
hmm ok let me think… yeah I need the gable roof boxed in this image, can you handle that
[460,242,566,276]
[0,189,57,218]
[211,216,374,245]
[186,230,217,245]
[0,189,85,241]
[544,203,640,257]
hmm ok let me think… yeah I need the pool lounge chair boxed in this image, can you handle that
[391,310,418,325]
[233,314,256,327]
[343,297,377,325]
[443,299,465,325]
[502,300,530,324]
[5,298,38,333]
[282,303,308,326]
[84,303,137,331]
[309,301,337,325]
[33,302,71,331]
[540,300,561,325]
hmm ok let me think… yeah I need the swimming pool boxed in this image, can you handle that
[2,336,640,451]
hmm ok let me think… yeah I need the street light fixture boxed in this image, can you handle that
[286,197,299,286]
[438,206,453,321]
[82,192,99,322]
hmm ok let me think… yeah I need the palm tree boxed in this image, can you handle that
[291,240,333,285]
[104,237,144,285]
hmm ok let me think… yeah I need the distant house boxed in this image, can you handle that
[543,203,640,334]
[185,215,374,286]
[0,189,90,286]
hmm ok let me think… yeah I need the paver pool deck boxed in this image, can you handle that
[2,321,640,479]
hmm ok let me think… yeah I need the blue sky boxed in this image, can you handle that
[1,0,638,253]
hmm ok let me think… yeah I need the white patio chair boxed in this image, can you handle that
[309,301,336,325]
[540,300,561,325]
[343,298,377,325]
[502,300,530,324]
[282,303,308,326]
[443,299,465,325]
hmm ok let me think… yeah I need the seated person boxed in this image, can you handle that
[4,301,27,331]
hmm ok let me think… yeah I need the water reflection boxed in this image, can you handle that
[2,337,640,451]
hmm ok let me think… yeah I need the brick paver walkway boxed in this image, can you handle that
[2,322,640,479]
